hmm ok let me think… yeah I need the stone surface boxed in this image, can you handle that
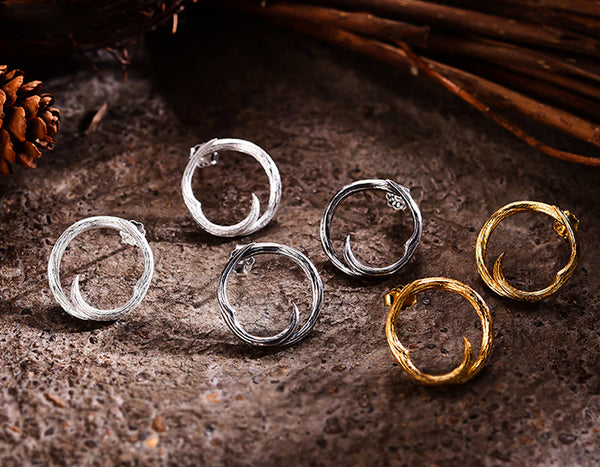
[1,12,599,466]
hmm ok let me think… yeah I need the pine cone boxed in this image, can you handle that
[0,65,60,174]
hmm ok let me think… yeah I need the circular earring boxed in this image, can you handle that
[217,243,323,346]
[48,216,154,321]
[475,200,579,301]
[320,179,422,277]
[385,277,493,385]
[181,138,282,237]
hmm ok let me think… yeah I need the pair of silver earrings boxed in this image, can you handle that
[184,138,322,346]
[48,138,422,347]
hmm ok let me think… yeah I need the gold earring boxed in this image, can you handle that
[385,277,494,386]
[476,201,579,302]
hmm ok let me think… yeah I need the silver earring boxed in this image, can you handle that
[320,179,422,277]
[48,216,154,321]
[181,138,282,237]
[217,243,323,346]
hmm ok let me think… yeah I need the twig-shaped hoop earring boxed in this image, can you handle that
[182,138,282,237]
[217,243,323,346]
[320,179,422,277]
[476,201,579,301]
[385,278,493,385]
[48,216,154,321]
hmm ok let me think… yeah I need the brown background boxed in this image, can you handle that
[0,12,599,466]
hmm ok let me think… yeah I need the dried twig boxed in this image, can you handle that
[426,34,600,87]
[431,0,600,17]
[222,2,430,46]
[85,102,109,134]
[312,0,600,57]
[465,62,600,124]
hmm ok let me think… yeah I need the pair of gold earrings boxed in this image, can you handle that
[385,200,580,386]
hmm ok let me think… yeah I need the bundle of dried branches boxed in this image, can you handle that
[2,0,598,165]
[198,0,600,166]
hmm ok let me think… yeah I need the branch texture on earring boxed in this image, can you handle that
[48,216,154,321]
[320,179,422,277]
[217,243,323,346]
[182,138,282,237]
[385,277,493,385]
[476,201,579,301]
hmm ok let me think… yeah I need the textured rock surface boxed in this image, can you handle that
[1,13,599,466]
